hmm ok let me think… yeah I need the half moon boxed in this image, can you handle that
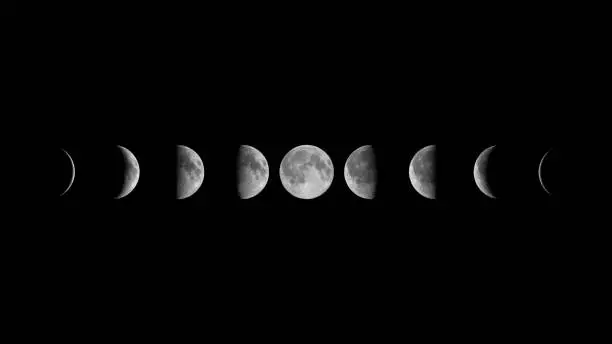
[539,149,551,195]
[474,145,495,199]
[116,145,140,199]
[61,149,75,196]
[177,145,204,199]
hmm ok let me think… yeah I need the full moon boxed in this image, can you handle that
[409,145,436,199]
[116,145,140,199]
[237,145,269,199]
[177,145,204,199]
[344,145,377,199]
[280,145,334,199]
[60,148,75,196]
[474,145,495,199]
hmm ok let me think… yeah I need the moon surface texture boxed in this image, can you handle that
[280,145,334,199]
[116,146,140,199]
[344,145,377,199]
[177,145,204,199]
[409,145,437,199]
[474,145,496,199]
[237,145,269,199]
[61,149,75,196]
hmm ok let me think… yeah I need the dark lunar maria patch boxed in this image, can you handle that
[347,148,376,184]
[178,149,201,177]
[309,153,329,173]
[126,160,138,180]
[239,148,264,173]
[290,149,309,165]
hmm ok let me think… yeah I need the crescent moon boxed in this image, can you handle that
[344,145,376,200]
[116,145,140,199]
[61,149,75,196]
[408,145,436,199]
[539,149,551,195]
[474,145,495,199]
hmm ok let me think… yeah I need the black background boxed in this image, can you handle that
[18,19,597,331]
[1,1,15,16]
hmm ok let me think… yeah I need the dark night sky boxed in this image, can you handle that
[1,1,15,15]
[22,28,593,319]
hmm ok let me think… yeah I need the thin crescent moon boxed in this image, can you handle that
[539,149,551,195]
[60,149,75,196]
[116,145,140,199]
[474,145,496,199]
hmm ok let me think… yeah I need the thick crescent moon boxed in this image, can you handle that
[61,149,75,196]
[539,149,551,195]
[474,145,495,199]
[116,145,140,199]
[344,145,376,200]
[408,145,436,199]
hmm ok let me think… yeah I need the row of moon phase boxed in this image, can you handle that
[58,144,555,200]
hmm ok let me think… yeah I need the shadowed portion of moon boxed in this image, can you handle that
[409,145,436,199]
[116,146,140,199]
[474,146,495,199]
[177,145,204,199]
[280,145,334,199]
[344,145,377,199]
[237,145,269,199]
[60,149,75,196]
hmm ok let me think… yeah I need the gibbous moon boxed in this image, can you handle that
[237,145,269,199]
[539,149,551,195]
[177,145,204,199]
[344,145,377,199]
[474,146,495,199]
[61,149,75,196]
[116,145,140,199]
[409,145,437,199]
[280,145,334,199]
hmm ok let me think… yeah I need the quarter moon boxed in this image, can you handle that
[116,145,140,199]
[177,145,204,199]
[61,149,75,196]
[539,149,551,195]
[474,145,495,199]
